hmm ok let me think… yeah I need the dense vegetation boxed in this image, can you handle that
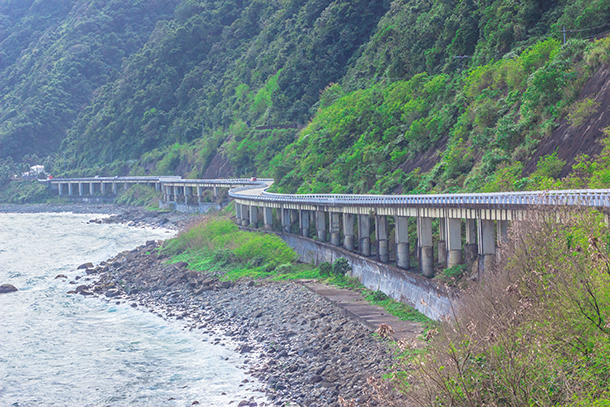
[3,0,610,198]
[387,208,610,406]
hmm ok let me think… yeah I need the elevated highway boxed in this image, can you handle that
[42,176,610,318]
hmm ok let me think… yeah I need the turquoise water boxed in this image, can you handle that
[0,212,261,406]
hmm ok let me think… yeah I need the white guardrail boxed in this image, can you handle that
[45,177,610,208]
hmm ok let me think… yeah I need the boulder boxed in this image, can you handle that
[0,284,18,294]
[55,274,68,279]
[77,262,94,270]
[105,289,121,297]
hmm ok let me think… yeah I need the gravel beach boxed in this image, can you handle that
[67,241,396,407]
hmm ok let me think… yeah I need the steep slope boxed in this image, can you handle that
[0,0,178,161]
[58,0,390,170]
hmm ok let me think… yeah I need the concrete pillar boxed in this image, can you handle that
[264,207,273,231]
[375,215,389,263]
[213,186,218,199]
[197,187,203,203]
[418,217,434,277]
[316,211,326,241]
[68,183,74,196]
[124,182,128,191]
[173,186,178,202]
[497,220,509,246]
[282,208,291,233]
[78,182,83,196]
[343,213,355,251]
[438,218,447,267]
[395,216,409,269]
[330,213,341,246]
[446,218,462,268]
[184,186,190,205]
[300,210,310,237]
[100,182,106,195]
[358,215,371,256]
[249,205,258,228]
[241,204,250,227]
[155,183,160,191]
[112,182,117,195]
[465,219,477,264]
[235,203,242,225]
[88,182,93,195]
[478,219,496,279]
[57,183,63,196]
[291,210,299,233]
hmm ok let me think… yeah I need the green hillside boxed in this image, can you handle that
[2,0,610,194]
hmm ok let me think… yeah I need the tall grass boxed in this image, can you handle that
[162,216,297,269]
[389,207,610,406]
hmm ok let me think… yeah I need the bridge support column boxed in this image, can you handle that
[155,182,160,191]
[124,182,128,191]
[375,215,389,263]
[282,208,291,233]
[465,219,477,264]
[446,218,462,268]
[197,187,203,203]
[395,216,409,269]
[78,182,84,196]
[213,186,218,199]
[343,213,355,251]
[173,186,179,202]
[264,207,273,231]
[418,217,434,277]
[497,219,509,262]
[100,182,106,195]
[249,205,258,228]
[358,215,371,256]
[68,183,74,196]
[316,211,326,241]
[57,183,63,196]
[241,204,250,227]
[300,210,310,237]
[478,219,496,279]
[112,182,117,195]
[291,210,299,233]
[438,218,447,267]
[235,203,242,225]
[184,186,190,205]
[330,213,341,246]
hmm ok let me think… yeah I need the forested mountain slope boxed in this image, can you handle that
[0,0,178,160]
[2,0,610,196]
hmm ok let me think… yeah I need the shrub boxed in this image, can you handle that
[332,257,351,277]
[568,97,599,127]
[393,208,610,406]
[319,262,332,277]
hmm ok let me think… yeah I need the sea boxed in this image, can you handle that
[0,212,262,406]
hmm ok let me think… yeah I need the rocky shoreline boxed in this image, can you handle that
[0,203,194,230]
[64,241,396,407]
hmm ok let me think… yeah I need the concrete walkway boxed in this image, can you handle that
[299,281,425,341]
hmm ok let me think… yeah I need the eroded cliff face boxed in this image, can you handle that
[525,64,610,177]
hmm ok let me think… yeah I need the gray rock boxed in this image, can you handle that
[0,284,18,294]
[77,262,94,270]
[105,289,121,297]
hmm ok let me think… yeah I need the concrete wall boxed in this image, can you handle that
[160,201,221,213]
[278,233,454,320]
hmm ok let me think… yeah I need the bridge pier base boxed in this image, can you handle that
[478,219,496,279]
[330,213,341,246]
[197,187,203,204]
[282,208,291,233]
[464,219,477,264]
[235,203,242,224]
[300,210,310,237]
[78,183,84,196]
[241,204,250,227]
[316,211,326,241]
[358,215,370,257]
[395,216,409,269]
[264,207,273,230]
[68,183,74,196]
[343,213,355,251]
[438,218,447,268]
[376,215,389,263]
[418,217,434,277]
[249,205,258,228]
[446,218,462,268]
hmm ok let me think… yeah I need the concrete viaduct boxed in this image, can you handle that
[43,176,610,318]
[44,175,610,277]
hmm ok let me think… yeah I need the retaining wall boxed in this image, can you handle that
[279,233,454,320]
